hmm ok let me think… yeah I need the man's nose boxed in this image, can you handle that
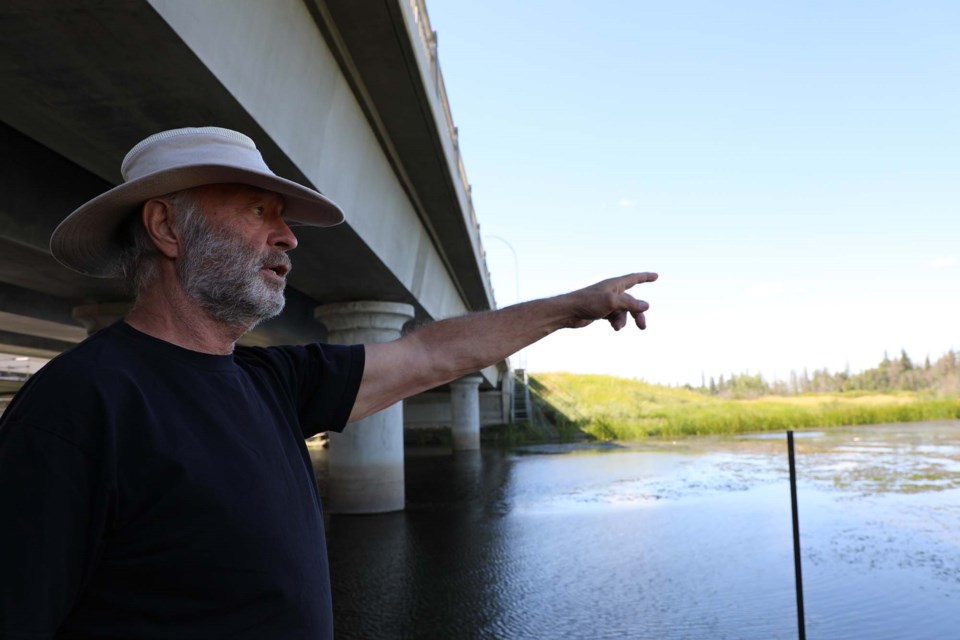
[271,218,299,252]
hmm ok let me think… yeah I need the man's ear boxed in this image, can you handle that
[142,199,181,259]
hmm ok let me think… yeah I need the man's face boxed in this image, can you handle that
[175,185,297,328]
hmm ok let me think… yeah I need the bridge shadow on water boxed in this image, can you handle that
[320,448,516,639]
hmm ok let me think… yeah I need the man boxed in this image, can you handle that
[0,127,656,638]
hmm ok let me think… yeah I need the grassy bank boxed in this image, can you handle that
[530,373,960,441]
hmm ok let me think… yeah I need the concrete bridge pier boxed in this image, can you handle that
[450,375,483,451]
[315,301,414,514]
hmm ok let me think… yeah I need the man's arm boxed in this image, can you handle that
[348,272,658,422]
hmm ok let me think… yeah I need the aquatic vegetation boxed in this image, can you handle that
[529,373,960,441]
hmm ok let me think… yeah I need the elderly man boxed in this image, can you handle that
[0,127,656,639]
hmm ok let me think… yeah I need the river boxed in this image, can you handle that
[313,420,960,639]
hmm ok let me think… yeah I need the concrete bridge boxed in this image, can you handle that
[1,0,514,513]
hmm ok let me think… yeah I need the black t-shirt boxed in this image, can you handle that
[0,322,364,639]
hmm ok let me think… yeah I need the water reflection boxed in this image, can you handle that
[314,420,960,639]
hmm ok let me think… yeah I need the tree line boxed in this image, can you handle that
[698,349,960,398]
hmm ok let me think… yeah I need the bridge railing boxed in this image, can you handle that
[404,0,497,307]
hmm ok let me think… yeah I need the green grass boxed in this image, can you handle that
[530,373,960,441]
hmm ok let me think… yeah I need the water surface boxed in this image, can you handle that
[316,420,960,639]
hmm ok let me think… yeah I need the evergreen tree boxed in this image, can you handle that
[696,348,959,397]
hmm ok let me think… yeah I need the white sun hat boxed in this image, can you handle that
[50,126,344,277]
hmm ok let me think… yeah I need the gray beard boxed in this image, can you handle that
[176,217,291,329]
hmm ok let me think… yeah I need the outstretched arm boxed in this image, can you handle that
[348,272,658,422]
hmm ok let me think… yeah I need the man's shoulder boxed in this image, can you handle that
[1,326,143,427]
[0,333,118,454]
[31,324,142,384]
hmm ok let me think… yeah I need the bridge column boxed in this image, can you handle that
[450,375,483,451]
[71,302,133,335]
[315,301,414,514]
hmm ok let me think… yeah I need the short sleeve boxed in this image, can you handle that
[241,343,365,438]
[297,343,365,436]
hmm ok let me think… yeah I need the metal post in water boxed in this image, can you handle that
[787,430,806,640]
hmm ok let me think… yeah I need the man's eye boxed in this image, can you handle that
[252,206,265,216]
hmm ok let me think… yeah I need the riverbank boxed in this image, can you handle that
[530,373,960,441]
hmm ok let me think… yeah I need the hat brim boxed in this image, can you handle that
[50,164,345,278]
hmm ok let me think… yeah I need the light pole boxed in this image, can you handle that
[483,235,529,425]
[483,235,523,369]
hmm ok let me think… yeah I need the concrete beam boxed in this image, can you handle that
[0,124,126,300]
[310,0,495,312]
[0,281,83,327]
[0,330,77,359]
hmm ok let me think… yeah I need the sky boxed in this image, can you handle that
[424,0,959,387]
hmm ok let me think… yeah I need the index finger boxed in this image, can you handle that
[618,272,659,289]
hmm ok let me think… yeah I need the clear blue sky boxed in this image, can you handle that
[425,0,959,386]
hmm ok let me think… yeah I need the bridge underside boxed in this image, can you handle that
[0,0,504,389]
